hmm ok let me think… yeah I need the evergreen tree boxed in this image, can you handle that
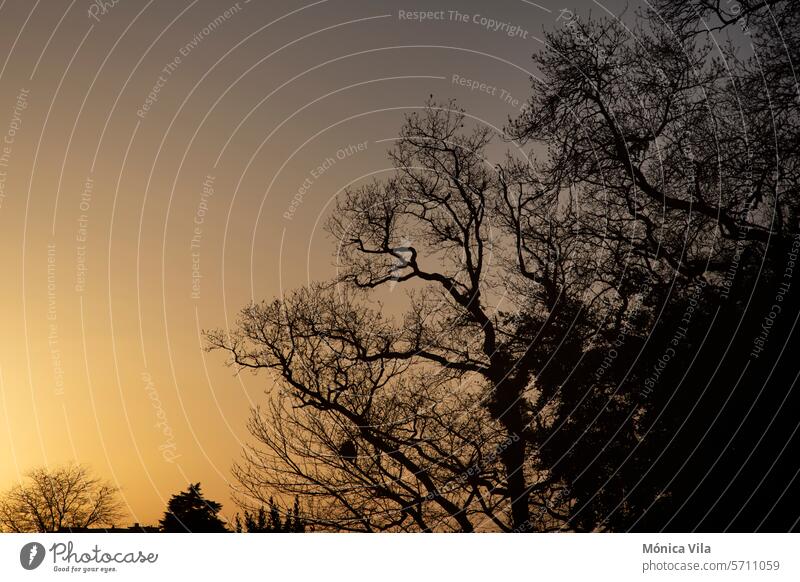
[160,483,227,532]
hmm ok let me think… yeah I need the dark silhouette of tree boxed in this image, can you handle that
[207,0,798,532]
[159,483,227,532]
[505,0,799,531]
[234,497,305,532]
[0,464,122,532]
[212,290,513,532]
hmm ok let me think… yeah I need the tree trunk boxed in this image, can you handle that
[487,359,531,531]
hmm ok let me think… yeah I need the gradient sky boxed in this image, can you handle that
[0,0,640,525]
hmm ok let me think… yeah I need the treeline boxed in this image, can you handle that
[0,465,305,533]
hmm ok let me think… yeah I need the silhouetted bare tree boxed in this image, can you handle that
[505,0,799,531]
[0,464,122,532]
[209,287,532,531]
[208,0,798,532]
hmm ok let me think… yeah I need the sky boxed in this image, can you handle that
[0,0,636,525]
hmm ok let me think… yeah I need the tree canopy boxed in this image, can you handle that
[0,464,122,532]
[208,0,799,532]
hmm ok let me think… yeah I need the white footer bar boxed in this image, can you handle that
[1,533,797,581]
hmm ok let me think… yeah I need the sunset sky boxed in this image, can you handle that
[0,0,629,525]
